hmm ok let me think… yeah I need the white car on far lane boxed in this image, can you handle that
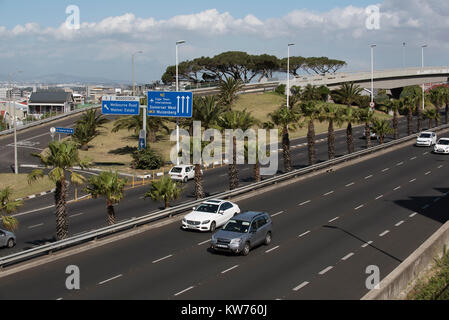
[168,165,197,183]
[433,138,449,154]
[416,132,437,147]
[182,199,241,232]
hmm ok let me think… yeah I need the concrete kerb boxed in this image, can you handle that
[362,221,449,300]
[0,124,440,276]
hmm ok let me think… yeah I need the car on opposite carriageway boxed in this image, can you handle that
[433,138,449,154]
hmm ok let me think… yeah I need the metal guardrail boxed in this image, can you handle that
[0,105,100,137]
[1,123,449,269]
[191,81,280,96]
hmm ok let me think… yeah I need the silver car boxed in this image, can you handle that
[0,229,16,248]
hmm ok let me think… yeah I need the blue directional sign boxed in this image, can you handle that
[147,91,193,118]
[55,127,74,135]
[102,96,140,115]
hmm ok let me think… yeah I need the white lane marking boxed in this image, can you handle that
[28,223,44,229]
[376,195,384,200]
[56,298,63,301]
[271,211,284,217]
[434,198,441,203]
[299,200,311,206]
[324,191,334,196]
[394,186,401,191]
[265,246,280,253]
[379,230,390,237]
[438,165,444,169]
[69,212,84,218]
[397,162,404,166]
[382,168,390,172]
[425,171,431,175]
[298,231,311,238]
[198,239,211,246]
[152,254,173,264]
[341,253,355,261]
[11,205,55,218]
[362,241,373,248]
[346,182,355,187]
[28,195,36,199]
[293,281,310,292]
[410,212,418,218]
[365,175,373,179]
[422,204,430,210]
[410,157,417,160]
[409,178,417,183]
[219,174,227,177]
[328,216,339,223]
[99,274,122,285]
[174,286,194,297]
[319,266,334,275]
[221,265,239,274]
[355,205,364,211]
[423,152,429,155]
[395,221,405,227]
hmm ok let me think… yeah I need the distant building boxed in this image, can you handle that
[73,93,84,105]
[28,90,74,117]
[0,101,28,127]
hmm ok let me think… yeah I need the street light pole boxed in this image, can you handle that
[8,71,21,175]
[132,51,144,146]
[422,44,427,110]
[370,44,376,107]
[402,42,406,69]
[176,40,186,165]
[287,43,295,109]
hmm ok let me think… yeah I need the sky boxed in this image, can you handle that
[0,0,448,83]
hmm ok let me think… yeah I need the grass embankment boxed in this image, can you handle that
[407,249,449,300]
[72,92,393,174]
[0,173,54,200]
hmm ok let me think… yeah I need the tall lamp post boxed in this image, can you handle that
[8,70,22,175]
[132,51,144,147]
[175,40,186,165]
[402,42,406,69]
[370,44,376,109]
[287,43,295,109]
[421,44,427,110]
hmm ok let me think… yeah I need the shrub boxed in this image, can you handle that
[131,148,163,170]
[275,84,286,96]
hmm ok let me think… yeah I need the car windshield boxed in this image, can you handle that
[420,133,432,138]
[222,219,251,233]
[171,167,183,173]
[196,204,219,213]
[438,140,449,145]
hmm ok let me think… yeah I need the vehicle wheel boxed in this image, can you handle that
[210,221,216,233]
[7,238,15,248]
[242,242,251,256]
[264,232,272,246]
[183,177,188,183]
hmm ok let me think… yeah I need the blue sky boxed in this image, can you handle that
[0,0,447,83]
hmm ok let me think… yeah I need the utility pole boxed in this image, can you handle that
[176,40,186,165]
[8,71,21,174]
[287,43,295,109]
[422,45,427,110]
[370,44,376,107]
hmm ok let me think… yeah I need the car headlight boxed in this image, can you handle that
[202,220,210,225]
[230,238,242,245]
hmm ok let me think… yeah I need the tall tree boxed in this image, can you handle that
[358,109,375,149]
[299,101,323,165]
[219,76,244,109]
[372,118,393,144]
[400,96,416,135]
[28,141,89,240]
[341,107,359,154]
[265,106,300,172]
[401,86,423,133]
[321,104,344,159]
[332,82,363,108]
[72,109,108,150]
[86,171,127,225]
[218,110,258,190]
[429,87,445,127]
[440,86,449,124]
[387,99,402,140]
[0,187,21,232]
[423,108,440,129]
[144,176,183,209]
[279,56,306,76]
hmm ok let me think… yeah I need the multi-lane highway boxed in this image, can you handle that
[0,125,448,299]
[0,113,424,257]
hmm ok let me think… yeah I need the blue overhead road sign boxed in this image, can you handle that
[55,127,74,135]
[147,91,193,118]
[102,96,140,115]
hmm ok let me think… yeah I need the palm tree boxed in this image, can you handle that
[372,118,393,144]
[112,114,169,143]
[85,171,127,225]
[387,99,402,140]
[73,109,108,150]
[218,110,258,190]
[400,96,416,135]
[0,187,22,232]
[180,96,224,135]
[429,87,445,127]
[423,108,440,129]
[144,176,183,209]
[28,141,89,240]
[299,101,322,165]
[438,86,449,124]
[219,76,243,109]
[321,104,344,159]
[341,107,359,154]
[265,106,300,172]
[244,142,269,183]
[333,82,363,108]
[358,109,375,148]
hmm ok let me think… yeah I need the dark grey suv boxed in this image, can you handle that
[210,212,272,256]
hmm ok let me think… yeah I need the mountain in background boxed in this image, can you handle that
[0,73,131,85]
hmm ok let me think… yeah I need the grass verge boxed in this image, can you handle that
[0,173,54,200]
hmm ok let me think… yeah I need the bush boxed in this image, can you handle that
[275,84,286,96]
[131,148,163,170]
